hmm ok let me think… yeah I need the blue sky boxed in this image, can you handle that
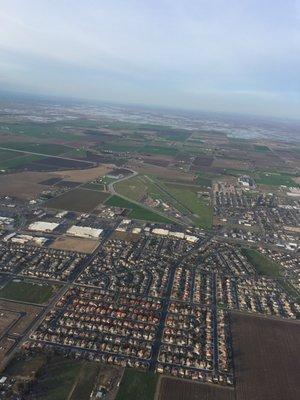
[0,0,299,118]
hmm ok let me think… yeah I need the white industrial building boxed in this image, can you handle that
[152,228,169,236]
[67,225,103,239]
[28,221,60,232]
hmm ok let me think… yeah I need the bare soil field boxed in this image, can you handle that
[231,312,300,400]
[0,309,20,334]
[0,337,16,364]
[55,180,82,188]
[55,164,114,182]
[50,236,100,253]
[212,157,250,170]
[157,376,235,400]
[47,188,110,212]
[0,300,42,336]
[0,171,57,199]
[191,155,214,168]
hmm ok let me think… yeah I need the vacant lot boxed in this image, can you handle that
[0,171,57,199]
[9,355,100,400]
[231,312,300,400]
[47,188,110,212]
[158,377,235,400]
[0,299,42,336]
[50,236,100,253]
[0,280,55,304]
[116,369,157,400]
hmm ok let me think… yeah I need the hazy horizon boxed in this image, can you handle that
[0,0,299,119]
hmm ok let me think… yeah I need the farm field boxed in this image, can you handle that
[0,121,80,141]
[47,188,110,212]
[0,171,57,199]
[241,248,280,277]
[116,368,157,400]
[0,142,69,155]
[0,148,23,161]
[255,171,299,187]
[194,171,214,187]
[55,164,113,182]
[82,182,105,191]
[0,153,44,170]
[157,376,235,400]
[0,280,56,304]
[254,144,271,152]
[231,312,300,400]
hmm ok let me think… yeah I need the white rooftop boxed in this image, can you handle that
[28,221,59,232]
[67,225,103,239]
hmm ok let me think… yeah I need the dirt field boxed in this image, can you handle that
[0,309,20,335]
[47,188,111,212]
[231,312,300,400]
[50,236,100,253]
[0,300,43,337]
[212,157,250,170]
[55,164,114,182]
[157,376,235,400]
[0,171,57,199]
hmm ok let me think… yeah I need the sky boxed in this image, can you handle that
[0,0,299,119]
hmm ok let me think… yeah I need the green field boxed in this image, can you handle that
[105,195,174,223]
[82,182,105,191]
[142,145,178,156]
[47,188,110,212]
[255,172,298,187]
[195,172,214,187]
[0,122,79,141]
[1,142,69,155]
[0,154,44,170]
[5,355,99,400]
[115,175,147,201]
[36,357,98,400]
[5,354,47,377]
[241,248,280,277]
[0,281,55,303]
[165,183,213,229]
[0,148,22,161]
[116,369,158,400]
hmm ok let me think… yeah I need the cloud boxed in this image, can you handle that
[0,0,299,118]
